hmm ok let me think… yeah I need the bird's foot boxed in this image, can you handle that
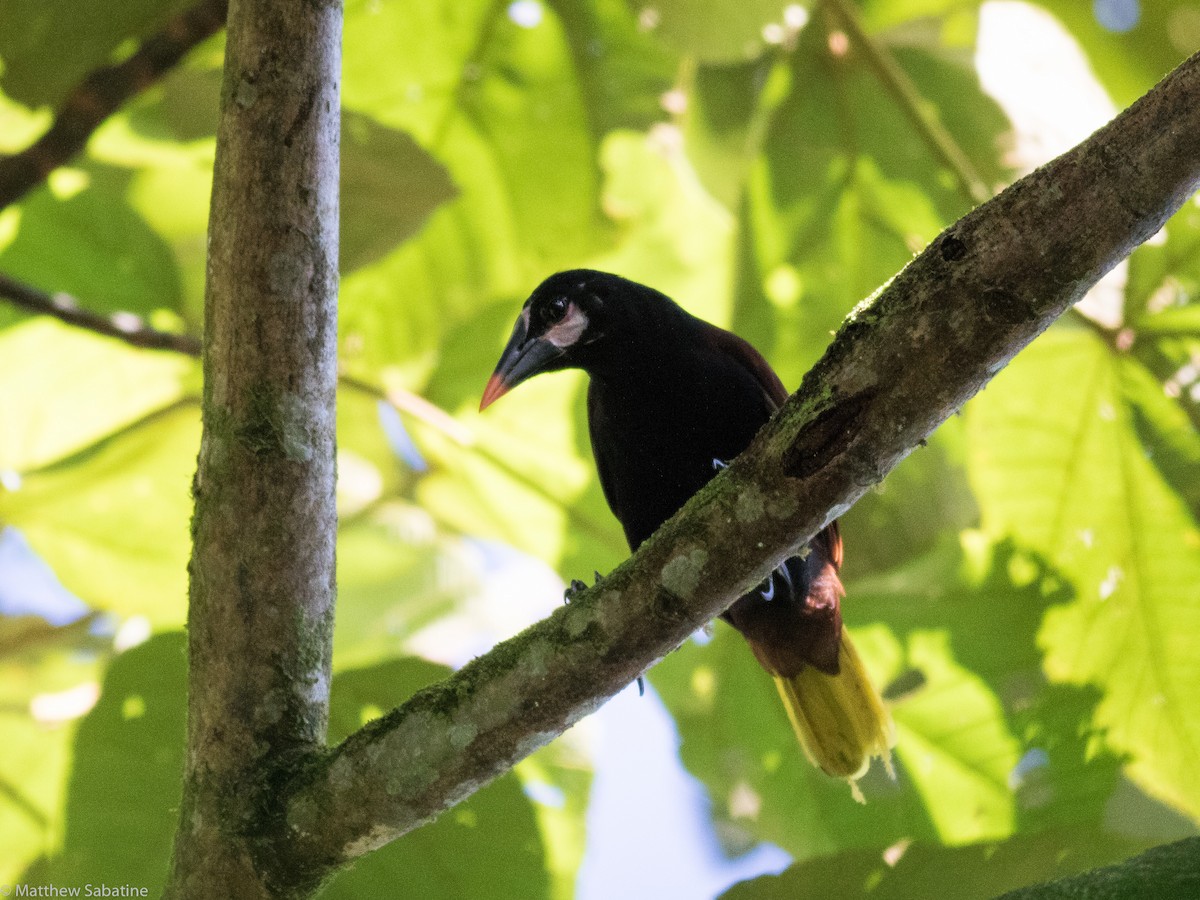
[563,570,607,604]
[563,578,588,604]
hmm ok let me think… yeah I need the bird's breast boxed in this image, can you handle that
[586,370,768,549]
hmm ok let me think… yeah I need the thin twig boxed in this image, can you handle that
[0,271,203,354]
[825,0,991,206]
[0,0,229,211]
[338,373,475,446]
[0,270,474,446]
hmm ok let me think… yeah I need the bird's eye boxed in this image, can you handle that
[546,296,569,323]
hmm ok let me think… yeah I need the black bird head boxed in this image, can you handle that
[480,269,626,409]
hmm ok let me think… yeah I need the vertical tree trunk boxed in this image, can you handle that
[165,0,341,895]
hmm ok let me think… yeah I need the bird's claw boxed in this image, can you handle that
[564,570,607,604]
[564,578,588,604]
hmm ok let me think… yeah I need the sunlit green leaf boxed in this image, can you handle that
[333,507,477,671]
[0,164,185,319]
[338,0,605,381]
[718,827,1154,900]
[546,0,676,138]
[627,0,803,64]
[0,320,195,471]
[967,326,1200,820]
[727,16,1008,387]
[1,406,199,626]
[23,634,184,891]
[0,628,100,883]
[0,0,195,107]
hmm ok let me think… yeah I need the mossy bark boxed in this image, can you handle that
[163,0,340,896]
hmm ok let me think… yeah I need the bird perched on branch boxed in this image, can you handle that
[480,269,894,795]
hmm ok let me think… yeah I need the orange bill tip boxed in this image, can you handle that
[479,373,511,412]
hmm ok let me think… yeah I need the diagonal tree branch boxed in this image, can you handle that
[0,0,228,211]
[275,50,1200,877]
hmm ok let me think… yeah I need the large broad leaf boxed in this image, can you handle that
[725,16,1009,385]
[654,534,1124,861]
[21,634,186,891]
[718,827,1154,900]
[333,505,479,672]
[0,320,195,471]
[340,111,458,274]
[546,0,676,139]
[0,405,199,626]
[0,617,102,884]
[626,0,807,64]
[0,163,185,319]
[338,0,604,377]
[966,325,1200,821]
[0,0,195,107]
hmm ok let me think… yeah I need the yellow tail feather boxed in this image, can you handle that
[773,630,896,801]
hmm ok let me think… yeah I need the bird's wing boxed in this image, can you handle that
[696,321,789,409]
[698,320,845,572]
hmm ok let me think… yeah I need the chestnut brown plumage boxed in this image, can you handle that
[481,269,894,792]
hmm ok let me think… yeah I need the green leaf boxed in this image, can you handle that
[0,623,101,883]
[333,507,477,671]
[340,111,458,275]
[967,326,1200,821]
[0,0,195,107]
[655,533,1122,860]
[726,17,1009,387]
[546,0,676,139]
[415,376,626,575]
[22,634,185,892]
[718,827,1155,900]
[337,0,606,380]
[0,164,185,319]
[627,0,803,64]
[1,405,199,626]
[0,320,195,471]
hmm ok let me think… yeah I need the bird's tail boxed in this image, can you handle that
[773,629,896,801]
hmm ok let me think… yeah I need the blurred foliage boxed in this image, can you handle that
[0,0,1197,897]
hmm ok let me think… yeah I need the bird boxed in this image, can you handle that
[480,269,895,794]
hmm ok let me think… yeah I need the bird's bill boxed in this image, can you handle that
[479,317,564,410]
